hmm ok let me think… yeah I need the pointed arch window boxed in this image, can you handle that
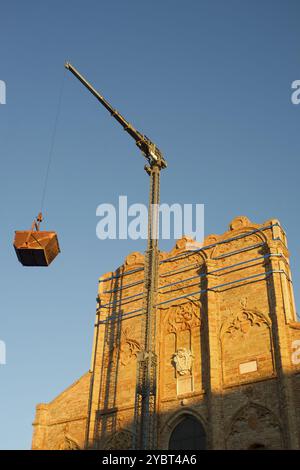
[168,416,206,450]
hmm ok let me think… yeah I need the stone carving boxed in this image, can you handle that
[211,233,262,259]
[62,434,80,450]
[172,348,194,375]
[159,237,206,261]
[118,327,141,366]
[125,252,144,267]
[103,429,134,450]
[220,302,273,385]
[166,301,201,333]
[229,216,252,231]
[227,403,282,449]
[175,236,196,250]
[56,424,80,450]
[105,326,141,367]
[221,308,270,341]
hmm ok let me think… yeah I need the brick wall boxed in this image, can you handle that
[32,216,300,450]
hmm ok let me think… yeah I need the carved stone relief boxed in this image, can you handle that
[103,429,134,450]
[104,326,141,367]
[220,300,273,385]
[54,424,81,450]
[227,403,282,450]
[165,301,201,334]
[211,233,262,259]
[172,348,194,376]
[221,297,270,341]
[221,309,269,342]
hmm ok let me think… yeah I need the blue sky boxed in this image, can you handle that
[0,0,299,449]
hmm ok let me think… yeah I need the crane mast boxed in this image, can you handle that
[65,63,166,450]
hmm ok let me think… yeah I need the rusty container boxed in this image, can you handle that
[14,230,60,267]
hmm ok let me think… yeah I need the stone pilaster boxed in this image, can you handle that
[267,240,299,449]
[205,259,224,449]
[32,403,49,450]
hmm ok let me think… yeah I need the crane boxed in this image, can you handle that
[65,62,167,450]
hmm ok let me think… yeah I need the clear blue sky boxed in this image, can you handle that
[0,0,299,449]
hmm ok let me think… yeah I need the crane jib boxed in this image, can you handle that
[65,62,166,168]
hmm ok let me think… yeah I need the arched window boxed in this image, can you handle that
[169,416,206,450]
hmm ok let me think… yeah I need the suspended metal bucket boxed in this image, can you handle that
[13,213,60,267]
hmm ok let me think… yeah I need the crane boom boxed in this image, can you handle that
[64,62,167,169]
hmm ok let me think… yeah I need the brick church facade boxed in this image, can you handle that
[32,216,300,450]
